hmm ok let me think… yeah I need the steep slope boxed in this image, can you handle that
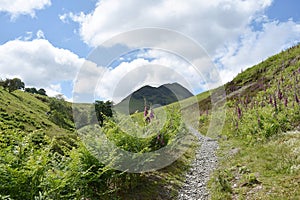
[0,88,73,136]
[189,44,300,199]
[184,44,300,114]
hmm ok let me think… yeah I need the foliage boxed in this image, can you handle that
[0,129,118,199]
[25,87,47,96]
[0,78,25,93]
[103,106,187,153]
[208,44,300,199]
[2,44,300,199]
[48,96,74,130]
[94,100,113,126]
[0,85,195,199]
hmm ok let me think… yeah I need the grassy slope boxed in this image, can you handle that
[0,87,198,199]
[197,44,300,199]
[0,88,71,136]
[1,44,300,199]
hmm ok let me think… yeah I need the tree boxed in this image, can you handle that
[3,78,25,93]
[25,87,38,94]
[94,100,113,126]
[25,87,47,96]
[37,88,47,96]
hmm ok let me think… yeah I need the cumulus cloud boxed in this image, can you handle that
[73,60,106,94]
[0,0,51,19]
[84,49,212,103]
[63,0,289,96]
[67,0,272,53]
[216,19,300,83]
[43,84,62,97]
[65,0,300,90]
[59,12,86,24]
[0,38,84,93]
[5,0,298,102]
[71,48,206,103]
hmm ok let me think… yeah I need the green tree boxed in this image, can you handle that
[3,78,25,93]
[25,87,47,96]
[94,100,113,126]
[37,88,47,96]
[25,87,38,94]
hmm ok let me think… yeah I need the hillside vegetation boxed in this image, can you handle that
[1,44,300,199]
[204,44,300,199]
[0,87,196,199]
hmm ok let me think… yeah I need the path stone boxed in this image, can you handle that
[178,128,218,200]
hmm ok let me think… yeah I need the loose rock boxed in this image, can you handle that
[178,128,218,200]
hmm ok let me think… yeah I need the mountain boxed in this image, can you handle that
[1,44,300,199]
[115,82,194,114]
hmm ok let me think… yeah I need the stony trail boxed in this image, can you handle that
[178,128,219,200]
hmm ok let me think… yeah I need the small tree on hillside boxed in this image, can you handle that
[94,100,113,126]
[37,88,47,96]
[25,87,38,94]
[25,87,47,96]
[2,78,25,92]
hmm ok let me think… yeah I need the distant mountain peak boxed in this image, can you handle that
[115,82,193,114]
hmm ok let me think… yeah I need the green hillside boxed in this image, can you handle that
[203,44,300,199]
[1,44,300,199]
[0,85,196,199]
[0,89,73,135]
[150,44,300,199]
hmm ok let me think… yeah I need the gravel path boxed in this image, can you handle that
[178,128,219,200]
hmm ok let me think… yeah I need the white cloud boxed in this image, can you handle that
[0,38,84,94]
[42,84,61,97]
[4,0,298,102]
[69,0,272,53]
[0,0,51,19]
[36,30,45,39]
[59,13,68,23]
[73,60,106,95]
[65,0,297,95]
[59,12,86,24]
[67,0,300,90]
[216,19,300,83]
[91,49,211,103]
[39,84,73,102]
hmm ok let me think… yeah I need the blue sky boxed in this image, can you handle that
[0,0,95,57]
[0,0,300,102]
[266,0,300,21]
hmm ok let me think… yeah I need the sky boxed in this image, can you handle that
[0,0,300,103]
